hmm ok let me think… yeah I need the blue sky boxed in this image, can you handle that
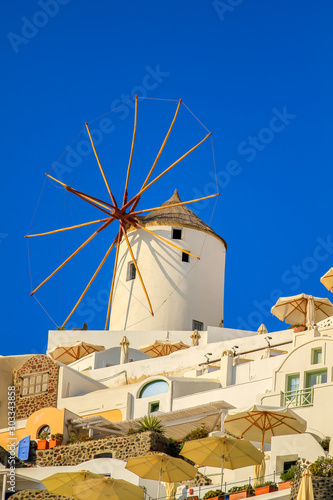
[1,0,332,355]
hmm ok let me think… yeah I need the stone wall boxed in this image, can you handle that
[13,355,59,420]
[36,431,171,466]
[291,476,333,500]
[9,491,68,500]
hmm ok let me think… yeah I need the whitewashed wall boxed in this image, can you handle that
[109,226,226,331]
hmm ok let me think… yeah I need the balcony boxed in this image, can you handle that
[281,387,314,407]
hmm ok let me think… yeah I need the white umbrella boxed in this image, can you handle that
[47,341,105,364]
[138,339,189,357]
[271,293,333,328]
[224,405,307,449]
[321,268,333,292]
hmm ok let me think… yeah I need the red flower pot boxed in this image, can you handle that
[37,440,49,450]
[278,480,292,490]
[49,438,62,449]
[230,491,253,499]
[254,485,277,495]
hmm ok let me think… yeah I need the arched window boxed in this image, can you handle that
[38,425,50,438]
[139,380,169,398]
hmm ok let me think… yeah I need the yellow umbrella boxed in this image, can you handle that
[138,339,190,357]
[47,341,105,364]
[125,452,196,499]
[321,268,333,292]
[73,477,144,500]
[271,293,333,328]
[180,436,264,489]
[224,405,307,449]
[297,470,314,500]
[42,470,103,497]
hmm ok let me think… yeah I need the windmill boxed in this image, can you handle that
[26,97,223,331]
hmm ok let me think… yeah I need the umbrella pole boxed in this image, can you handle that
[157,469,161,500]
[220,456,225,491]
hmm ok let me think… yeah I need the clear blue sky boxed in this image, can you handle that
[1,0,332,355]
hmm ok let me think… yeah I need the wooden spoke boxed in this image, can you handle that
[46,174,112,214]
[132,193,219,215]
[141,98,182,190]
[105,237,121,330]
[123,95,138,205]
[135,222,200,260]
[61,240,116,327]
[85,122,118,207]
[30,226,105,296]
[124,132,212,211]
[122,227,154,316]
[25,218,108,238]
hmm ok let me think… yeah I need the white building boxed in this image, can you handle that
[1,191,332,499]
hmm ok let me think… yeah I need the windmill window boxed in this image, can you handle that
[182,252,189,263]
[172,228,182,239]
[127,262,136,281]
[192,320,204,331]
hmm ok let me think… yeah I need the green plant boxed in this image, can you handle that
[184,426,209,442]
[309,456,333,477]
[280,468,296,482]
[57,326,65,330]
[135,415,165,434]
[168,438,183,457]
[39,432,49,440]
[228,484,254,494]
[203,489,224,498]
[320,437,331,452]
[55,433,63,441]
[254,481,277,489]
[68,433,77,444]
[287,324,307,330]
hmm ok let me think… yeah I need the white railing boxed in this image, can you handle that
[281,387,313,407]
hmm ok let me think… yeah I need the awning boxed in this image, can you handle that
[110,401,234,440]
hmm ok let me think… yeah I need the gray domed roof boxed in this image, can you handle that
[137,190,227,248]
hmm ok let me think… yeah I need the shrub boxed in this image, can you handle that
[228,484,254,494]
[68,433,77,444]
[309,456,333,477]
[184,426,209,442]
[280,467,297,482]
[168,438,183,457]
[135,415,165,434]
[203,489,224,498]
[39,432,49,440]
[55,433,63,441]
[254,481,277,489]
[320,437,331,452]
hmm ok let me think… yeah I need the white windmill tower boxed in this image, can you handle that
[109,189,227,331]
